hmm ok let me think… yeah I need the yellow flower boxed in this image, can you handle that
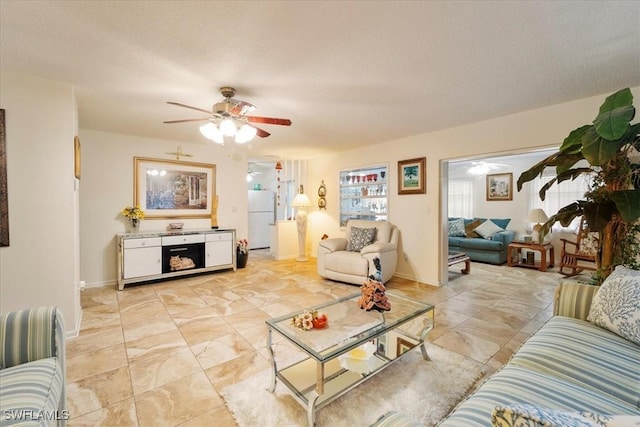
[121,206,145,220]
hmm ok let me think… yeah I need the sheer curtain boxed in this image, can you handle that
[527,171,592,231]
[448,179,473,218]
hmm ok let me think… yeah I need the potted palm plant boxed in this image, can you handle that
[517,87,640,283]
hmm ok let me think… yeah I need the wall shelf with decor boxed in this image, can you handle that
[339,165,388,227]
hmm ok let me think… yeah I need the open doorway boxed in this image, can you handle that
[439,148,558,285]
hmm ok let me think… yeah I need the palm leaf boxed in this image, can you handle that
[559,125,591,153]
[582,127,625,166]
[594,88,635,140]
[610,190,640,223]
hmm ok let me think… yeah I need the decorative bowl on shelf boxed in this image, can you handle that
[168,222,184,230]
[338,342,378,374]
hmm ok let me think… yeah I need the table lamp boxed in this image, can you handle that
[528,208,549,241]
[291,185,312,261]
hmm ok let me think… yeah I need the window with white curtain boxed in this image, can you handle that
[448,179,474,218]
[527,169,592,231]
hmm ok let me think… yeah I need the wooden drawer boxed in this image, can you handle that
[206,232,233,242]
[123,237,162,249]
[162,234,205,245]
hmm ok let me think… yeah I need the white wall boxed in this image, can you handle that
[79,130,249,287]
[307,87,640,286]
[0,72,81,335]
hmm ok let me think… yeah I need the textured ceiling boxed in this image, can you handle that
[1,1,639,160]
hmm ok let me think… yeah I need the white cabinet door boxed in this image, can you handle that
[124,246,162,278]
[206,233,233,267]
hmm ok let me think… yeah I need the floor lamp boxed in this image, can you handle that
[291,186,312,262]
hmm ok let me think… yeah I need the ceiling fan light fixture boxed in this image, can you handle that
[235,124,257,144]
[166,86,291,144]
[220,117,237,137]
[199,122,224,144]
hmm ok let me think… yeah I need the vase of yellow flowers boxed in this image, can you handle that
[121,205,145,233]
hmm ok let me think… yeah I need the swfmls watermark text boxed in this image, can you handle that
[3,409,70,422]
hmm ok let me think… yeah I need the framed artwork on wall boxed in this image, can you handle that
[486,172,513,201]
[0,109,8,247]
[74,136,81,179]
[398,157,426,195]
[133,157,216,219]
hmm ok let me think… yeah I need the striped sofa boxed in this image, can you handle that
[0,306,67,426]
[374,279,640,427]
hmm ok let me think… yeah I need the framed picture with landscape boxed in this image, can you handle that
[133,157,216,219]
[486,172,513,201]
[398,157,426,195]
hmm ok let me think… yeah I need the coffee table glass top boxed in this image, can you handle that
[266,291,434,361]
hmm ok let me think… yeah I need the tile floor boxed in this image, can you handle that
[66,250,568,426]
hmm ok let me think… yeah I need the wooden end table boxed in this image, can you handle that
[507,241,554,272]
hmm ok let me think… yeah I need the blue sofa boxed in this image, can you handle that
[448,218,516,265]
[0,306,67,426]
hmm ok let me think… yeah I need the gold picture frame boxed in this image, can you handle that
[74,136,81,179]
[398,157,426,195]
[396,337,414,355]
[0,109,8,247]
[486,172,513,201]
[133,157,216,219]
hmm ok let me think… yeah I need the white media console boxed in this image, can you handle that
[116,229,236,290]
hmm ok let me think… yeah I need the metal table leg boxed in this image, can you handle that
[266,327,277,392]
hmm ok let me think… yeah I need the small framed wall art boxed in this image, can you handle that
[486,172,513,201]
[398,157,426,195]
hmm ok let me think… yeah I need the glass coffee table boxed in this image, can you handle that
[266,291,434,426]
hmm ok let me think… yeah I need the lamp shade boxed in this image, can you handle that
[199,122,224,144]
[528,208,548,224]
[291,193,311,207]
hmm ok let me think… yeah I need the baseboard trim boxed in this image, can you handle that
[84,279,117,289]
[392,272,440,287]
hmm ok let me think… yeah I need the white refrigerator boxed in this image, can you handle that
[248,190,276,249]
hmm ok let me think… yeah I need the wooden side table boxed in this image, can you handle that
[507,242,555,272]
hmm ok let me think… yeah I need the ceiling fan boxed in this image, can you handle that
[164,87,292,144]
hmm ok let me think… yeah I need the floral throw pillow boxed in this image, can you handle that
[587,265,640,345]
[346,226,376,252]
[448,218,466,237]
[578,232,599,256]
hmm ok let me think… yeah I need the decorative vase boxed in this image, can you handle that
[128,218,140,233]
[236,249,248,268]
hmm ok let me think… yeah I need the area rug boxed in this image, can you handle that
[221,345,484,427]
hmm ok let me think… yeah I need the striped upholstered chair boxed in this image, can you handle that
[0,306,66,426]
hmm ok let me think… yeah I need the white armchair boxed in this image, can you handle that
[317,220,399,285]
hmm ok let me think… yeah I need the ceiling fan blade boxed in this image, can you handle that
[167,101,211,115]
[247,116,292,126]
[163,118,209,124]
[230,100,256,116]
[253,126,271,138]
